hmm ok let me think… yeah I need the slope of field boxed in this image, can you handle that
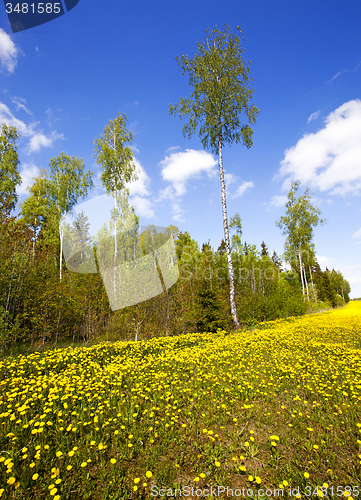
[1,302,361,499]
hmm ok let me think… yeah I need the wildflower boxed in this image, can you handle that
[32,473,39,480]
[304,472,310,479]
[110,458,116,464]
[215,461,220,467]
[7,477,16,485]
[146,471,152,478]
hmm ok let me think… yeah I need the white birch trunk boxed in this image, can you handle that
[298,246,305,299]
[303,263,309,300]
[309,265,317,302]
[218,133,240,330]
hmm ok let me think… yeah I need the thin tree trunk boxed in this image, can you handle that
[113,193,117,303]
[309,265,317,302]
[218,132,240,330]
[59,224,64,281]
[303,263,309,300]
[298,246,305,300]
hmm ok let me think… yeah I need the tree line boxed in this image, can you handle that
[0,24,351,354]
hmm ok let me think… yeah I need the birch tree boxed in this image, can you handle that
[169,24,259,330]
[276,181,326,301]
[19,169,54,259]
[48,152,94,280]
[93,113,138,303]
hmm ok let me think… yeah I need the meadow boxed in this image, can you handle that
[0,302,361,499]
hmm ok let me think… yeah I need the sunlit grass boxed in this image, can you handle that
[1,302,361,499]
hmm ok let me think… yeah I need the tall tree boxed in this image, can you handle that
[276,180,326,301]
[48,152,94,280]
[18,169,54,259]
[93,113,138,303]
[0,124,22,214]
[169,25,259,330]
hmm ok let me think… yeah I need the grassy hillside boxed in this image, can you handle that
[1,302,361,499]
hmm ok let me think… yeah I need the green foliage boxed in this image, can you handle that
[93,112,138,196]
[0,123,21,213]
[169,24,259,153]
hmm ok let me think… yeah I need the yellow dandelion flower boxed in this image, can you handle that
[248,475,254,482]
[32,473,39,480]
[194,477,200,482]
[134,478,140,484]
[110,458,116,464]
[7,477,16,485]
[133,486,138,492]
[81,462,87,467]
[146,471,152,478]
[256,477,262,484]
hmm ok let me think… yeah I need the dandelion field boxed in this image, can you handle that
[1,302,361,499]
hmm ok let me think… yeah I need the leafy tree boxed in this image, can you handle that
[229,212,242,255]
[48,152,94,280]
[18,169,55,259]
[276,181,326,301]
[169,24,259,331]
[93,113,138,303]
[0,124,22,214]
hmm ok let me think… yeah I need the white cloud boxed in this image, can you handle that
[28,131,64,153]
[159,149,217,196]
[129,195,155,219]
[231,181,254,198]
[224,173,236,185]
[0,102,64,153]
[352,228,361,240]
[0,29,19,73]
[126,159,151,197]
[270,195,288,207]
[16,163,41,196]
[11,97,32,115]
[0,102,37,136]
[171,202,185,223]
[307,110,320,124]
[165,145,180,153]
[316,255,335,269]
[278,99,361,196]
[327,61,361,83]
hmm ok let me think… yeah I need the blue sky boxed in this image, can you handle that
[1,0,361,298]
